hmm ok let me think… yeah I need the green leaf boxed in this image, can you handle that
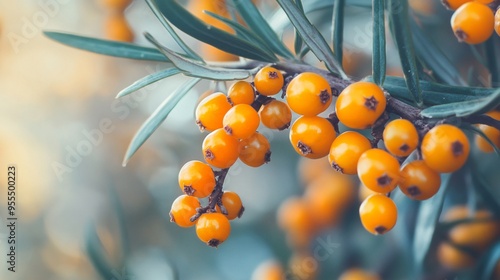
[372,0,386,86]
[154,0,278,62]
[332,0,346,66]
[485,36,499,86]
[413,173,452,273]
[145,0,203,63]
[388,0,422,106]
[481,242,500,280]
[123,78,201,166]
[409,19,466,86]
[293,0,304,56]
[232,0,294,59]
[276,0,348,79]
[420,89,500,118]
[116,68,182,98]
[145,33,251,81]
[463,124,500,156]
[44,31,169,62]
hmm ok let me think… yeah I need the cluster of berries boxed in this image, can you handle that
[101,0,134,42]
[444,0,500,44]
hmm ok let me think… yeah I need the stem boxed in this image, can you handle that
[464,115,500,130]
[190,168,229,222]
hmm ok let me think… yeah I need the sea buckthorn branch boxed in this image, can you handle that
[464,114,500,130]
[190,168,229,222]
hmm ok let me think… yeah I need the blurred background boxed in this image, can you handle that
[0,0,498,280]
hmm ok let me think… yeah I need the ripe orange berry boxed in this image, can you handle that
[338,268,381,280]
[227,81,255,105]
[169,195,201,227]
[285,72,332,116]
[446,208,499,251]
[359,194,398,235]
[421,124,470,173]
[196,92,232,131]
[223,104,260,139]
[451,2,494,45]
[101,0,132,11]
[328,131,372,175]
[496,9,500,37]
[202,128,240,168]
[289,116,337,159]
[196,212,231,247]
[437,242,475,270]
[441,0,472,10]
[254,66,284,96]
[277,197,315,234]
[259,100,292,130]
[383,119,419,157]
[216,191,244,220]
[336,81,386,129]
[178,160,216,198]
[474,0,493,4]
[251,261,285,280]
[475,111,500,153]
[105,14,134,42]
[357,149,400,193]
[239,132,271,167]
[399,160,441,200]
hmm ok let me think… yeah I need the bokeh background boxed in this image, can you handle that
[0,0,499,280]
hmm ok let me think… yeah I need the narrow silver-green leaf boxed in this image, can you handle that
[388,0,422,106]
[277,0,348,79]
[481,243,500,280]
[44,31,169,62]
[123,78,201,166]
[463,124,500,156]
[116,68,182,98]
[146,33,251,81]
[85,225,115,280]
[145,0,203,63]
[333,0,346,65]
[372,0,386,85]
[420,89,500,118]
[293,0,304,56]
[232,0,294,59]
[485,36,499,86]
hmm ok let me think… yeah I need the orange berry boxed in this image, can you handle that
[178,160,216,198]
[223,104,260,139]
[328,131,372,175]
[289,116,337,159]
[239,132,271,167]
[285,72,332,116]
[383,119,419,157]
[304,172,356,229]
[474,0,494,4]
[336,81,386,129]
[259,100,292,130]
[441,0,472,10]
[446,208,499,251]
[196,92,233,132]
[196,212,231,247]
[451,2,494,45]
[475,111,500,153]
[202,128,240,168]
[216,191,244,220]
[437,242,475,270]
[227,81,255,105]
[421,124,470,173]
[277,197,314,234]
[399,160,441,200]
[339,268,381,280]
[357,149,400,193]
[251,261,286,280]
[105,14,134,42]
[169,195,201,227]
[359,194,397,235]
[101,0,132,11]
[254,66,284,96]
[496,8,500,37]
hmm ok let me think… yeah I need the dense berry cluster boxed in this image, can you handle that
[443,0,500,44]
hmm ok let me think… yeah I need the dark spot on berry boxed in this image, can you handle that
[237,206,245,219]
[278,122,290,131]
[196,120,205,132]
[451,141,464,157]
[205,149,215,160]
[331,162,344,173]
[377,174,393,186]
[169,212,175,223]
[331,88,339,97]
[454,29,467,43]
[364,96,379,111]
[319,90,331,104]
[224,126,233,135]
[264,150,272,163]
[375,226,387,234]
[226,96,234,106]
[268,71,279,79]
[407,186,421,197]
[183,185,195,196]
[208,239,221,248]
[399,144,410,152]
[297,141,312,155]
